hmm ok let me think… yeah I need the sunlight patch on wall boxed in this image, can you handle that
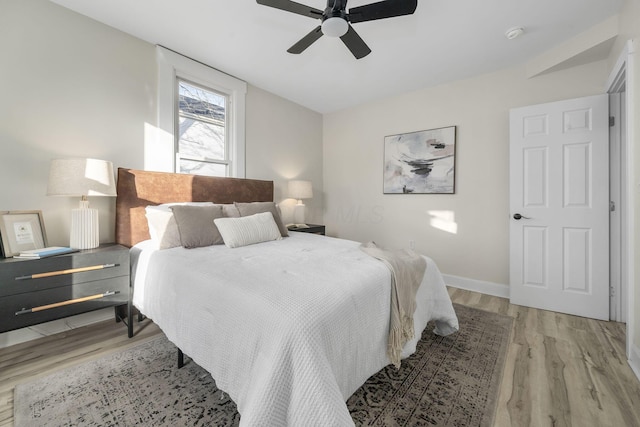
[427,210,458,234]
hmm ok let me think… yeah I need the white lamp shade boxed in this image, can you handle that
[47,158,117,197]
[288,180,313,200]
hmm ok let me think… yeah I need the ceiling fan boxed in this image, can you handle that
[256,0,418,59]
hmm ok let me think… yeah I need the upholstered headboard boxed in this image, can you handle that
[115,168,274,247]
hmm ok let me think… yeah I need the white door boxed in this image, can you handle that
[509,94,609,320]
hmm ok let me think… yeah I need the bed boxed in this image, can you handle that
[116,168,459,426]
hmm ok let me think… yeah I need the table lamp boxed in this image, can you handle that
[47,158,117,249]
[288,180,313,227]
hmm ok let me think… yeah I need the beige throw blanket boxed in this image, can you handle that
[360,241,427,368]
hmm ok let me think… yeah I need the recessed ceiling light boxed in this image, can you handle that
[505,27,524,40]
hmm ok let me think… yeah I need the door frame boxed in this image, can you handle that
[606,39,635,359]
[609,91,625,322]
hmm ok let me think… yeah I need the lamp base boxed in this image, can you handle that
[293,202,306,226]
[70,207,99,249]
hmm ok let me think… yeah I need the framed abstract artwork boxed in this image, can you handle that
[383,126,456,194]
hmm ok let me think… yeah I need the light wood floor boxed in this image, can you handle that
[448,288,640,427]
[1,288,639,426]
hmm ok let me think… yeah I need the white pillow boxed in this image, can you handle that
[214,212,282,248]
[145,202,213,249]
[221,204,241,218]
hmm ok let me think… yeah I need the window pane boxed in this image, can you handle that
[178,158,227,177]
[178,117,225,160]
[178,81,225,123]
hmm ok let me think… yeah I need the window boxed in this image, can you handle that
[177,79,228,176]
[155,46,246,177]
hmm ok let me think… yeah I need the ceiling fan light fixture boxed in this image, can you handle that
[322,17,348,37]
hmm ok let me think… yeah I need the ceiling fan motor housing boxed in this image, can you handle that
[325,0,348,16]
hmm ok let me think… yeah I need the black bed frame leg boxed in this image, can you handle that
[178,349,184,369]
[127,298,134,338]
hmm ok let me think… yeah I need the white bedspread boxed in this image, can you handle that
[131,232,458,426]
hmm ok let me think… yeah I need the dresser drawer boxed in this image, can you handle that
[0,246,128,298]
[0,276,129,332]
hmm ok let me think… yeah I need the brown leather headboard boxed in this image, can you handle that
[115,168,274,247]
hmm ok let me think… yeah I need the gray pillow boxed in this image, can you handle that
[234,201,289,237]
[145,202,214,249]
[170,204,225,248]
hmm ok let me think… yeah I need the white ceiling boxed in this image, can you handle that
[50,0,623,113]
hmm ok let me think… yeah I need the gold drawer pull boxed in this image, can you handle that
[15,291,120,315]
[15,263,117,281]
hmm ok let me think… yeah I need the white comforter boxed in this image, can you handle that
[131,232,458,426]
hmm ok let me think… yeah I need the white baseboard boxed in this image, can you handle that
[443,274,510,299]
[630,344,640,383]
[0,308,114,349]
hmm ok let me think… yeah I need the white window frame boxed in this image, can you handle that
[155,45,246,177]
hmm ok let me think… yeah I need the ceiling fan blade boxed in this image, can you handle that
[348,0,417,24]
[256,0,323,19]
[340,25,371,59]
[287,26,323,54]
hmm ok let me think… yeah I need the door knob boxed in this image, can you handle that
[513,213,530,220]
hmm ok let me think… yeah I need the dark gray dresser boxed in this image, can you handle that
[0,244,129,333]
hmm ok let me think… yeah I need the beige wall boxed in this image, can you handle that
[246,85,323,225]
[323,60,609,288]
[0,0,323,247]
[0,0,156,246]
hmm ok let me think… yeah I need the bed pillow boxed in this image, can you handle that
[145,202,214,249]
[170,204,225,248]
[214,212,282,248]
[221,203,241,218]
[234,202,289,237]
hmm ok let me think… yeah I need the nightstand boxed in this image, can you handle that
[0,244,129,334]
[288,224,325,235]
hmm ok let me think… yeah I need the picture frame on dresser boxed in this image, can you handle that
[0,210,48,257]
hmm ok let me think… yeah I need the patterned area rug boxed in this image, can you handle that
[14,304,512,427]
